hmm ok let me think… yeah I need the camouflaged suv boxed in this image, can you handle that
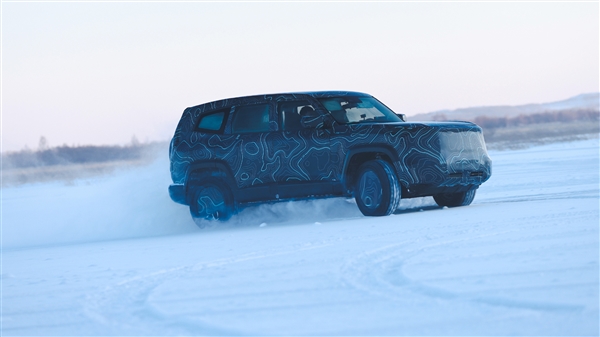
[169,91,491,226]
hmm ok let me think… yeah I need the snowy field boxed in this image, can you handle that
[2,139,599,335]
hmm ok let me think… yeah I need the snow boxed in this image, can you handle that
[2,139,599,335]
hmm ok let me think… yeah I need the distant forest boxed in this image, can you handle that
[432,108,599,148]
[471,109,599,129]
[429,109,599,128]
[2,141,166,170]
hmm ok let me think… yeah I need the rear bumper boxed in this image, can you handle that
[169,184,187,205]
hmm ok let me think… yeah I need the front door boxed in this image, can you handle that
[269,100,341,199]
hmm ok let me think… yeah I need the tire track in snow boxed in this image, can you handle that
[83,243,333,335]
[477,189,598,204]
[339,224,590,313]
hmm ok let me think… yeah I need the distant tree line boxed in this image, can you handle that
[472,109,599,129]
[2,142,166,170]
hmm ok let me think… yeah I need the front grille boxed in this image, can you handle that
[447,171,484,178]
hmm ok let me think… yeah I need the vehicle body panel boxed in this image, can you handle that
[169,91,491,206]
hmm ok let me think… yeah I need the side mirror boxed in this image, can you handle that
[396,113,407,122]
[301,114,331,129]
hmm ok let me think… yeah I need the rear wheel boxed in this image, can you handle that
[354,160,401,216]
[189,179,234,227]
[433,189,476,207]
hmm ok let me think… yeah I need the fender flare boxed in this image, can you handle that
[341,145,401,189]
[185,160,238,204]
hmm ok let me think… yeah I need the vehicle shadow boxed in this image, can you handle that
[393,205,442,215]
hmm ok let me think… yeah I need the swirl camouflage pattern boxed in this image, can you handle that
[168,91,492,224]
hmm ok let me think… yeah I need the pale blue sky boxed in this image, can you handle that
[2,2,598,151]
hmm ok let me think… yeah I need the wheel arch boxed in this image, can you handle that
[342,146,401,192]
[185,160,237,205]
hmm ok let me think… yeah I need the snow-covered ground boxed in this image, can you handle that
[2,139,599,335]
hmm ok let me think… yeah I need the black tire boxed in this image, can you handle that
[433,189,476,207]
[354,160,401,216]
[189,179,234,228]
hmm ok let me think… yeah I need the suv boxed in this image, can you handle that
[169,91,491,226]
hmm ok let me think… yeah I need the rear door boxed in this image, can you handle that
[227,103,278,202]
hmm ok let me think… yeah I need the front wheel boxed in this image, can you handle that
[354,160,401,216]
[189,180,234,227]
[433,189,476,207]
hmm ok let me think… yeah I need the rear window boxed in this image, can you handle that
[196,110,227,132]
[231,104,271,133]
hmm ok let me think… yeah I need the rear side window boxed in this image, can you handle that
[232,104,271,134]
[197,110,227,132]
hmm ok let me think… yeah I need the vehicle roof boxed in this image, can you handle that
[188,91,371,110]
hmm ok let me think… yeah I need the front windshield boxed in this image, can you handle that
[318,96,402,124]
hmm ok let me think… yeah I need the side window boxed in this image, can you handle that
[277,101,316,131]
[231,104,271,134]
[196,110,227,132]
